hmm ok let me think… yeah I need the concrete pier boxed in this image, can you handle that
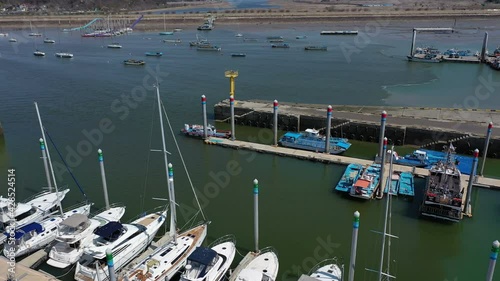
[0,257,59,281]
[214,100,500,157]
[19,248,49,268]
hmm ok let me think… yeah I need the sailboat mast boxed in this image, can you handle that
[253,179,259,253]
[167,163,177,243]
[386,146,395,277]
[34,102,64,216]
[155,85,176,240]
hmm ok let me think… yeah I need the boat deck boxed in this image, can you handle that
[136,213,161,227]
[204,137,500,217]
[19,248,48,268]
[0,257,59,281]
[398,172,415,197]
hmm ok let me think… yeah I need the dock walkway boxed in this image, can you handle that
[205,137,500,216]
[0,257,59,281]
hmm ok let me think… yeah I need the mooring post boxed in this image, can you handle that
[378,111,387,160]
[202,95,208,139]
[39,138,53,192]
[487,240,500,281]
[466,149,479,216]
[273,100,278,146]
[230,95,235,141]
[349,211,360,281]
[106,248,116,281]
[325,105,332,153]
[378,137,388,198]
[98,149,110,210]
[253,179,259,253]
[481,32,489,63]
[410,29,416,57]
[481,122,493,176]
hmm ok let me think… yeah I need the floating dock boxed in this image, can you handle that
[18,248,49,268]
[0,256,59,281]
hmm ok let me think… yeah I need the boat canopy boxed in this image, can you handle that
[282,132,301,139]
[61,213,88,228]
[334,141,351,150]
[94,221,124,240]
[188,247,217,265]
[354,179,370,188]
[4,222,43,239]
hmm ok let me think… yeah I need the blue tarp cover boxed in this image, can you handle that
[94,221,124,240]
[188,247,217,265]
[3,222,43,239]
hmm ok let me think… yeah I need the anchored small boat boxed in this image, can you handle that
[159,31,174,35]
[303,258,344,281]
[34,50,46,57]
[384,172,400,195]
[29,32,42,37]
[43,38,56,43]
[0,33,8,37]
[320,30,358,35]
[231,53,246,57]
[55,52,73,58]
[349,163,381,200]
[278,129,351,154]
[269,39,284,43]
[305,46,327,51]
[235,33,243,37]
[145,52,163,57]
[296,35,307,39]
[398,172,414,198]
[163,39,181,43]
[181,124,231,139]
[173,28,182,32]
[197,44,221,51]
[335,163,363,192]
[107,42,122,49]
[123,59,145,65]
[8,38,17,42]
[271,43,289,48]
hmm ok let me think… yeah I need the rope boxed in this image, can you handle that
[140,97,157,212]
[53,262,77,278]
[44,128,89,202]
[160,101,207,222]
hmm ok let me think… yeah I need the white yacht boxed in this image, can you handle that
[305,258,343,281]
[107,43,122,49]
[74,208,167,281]
[230,248,279,281]
[0,189,70,245]
[47,204,126,268]
[180,235,236,281]
[3,202,92,258]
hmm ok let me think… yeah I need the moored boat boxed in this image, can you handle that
[0,33,8,36]
[163,39,181,43]
[420,144,463,222]
[384,172,400,194]
[197,44,221,51]
[107,42,122,48]
[387,149,429,168]
[124,59,145,65]
[231,53,246,57]
[271,43,289,48]
[398,172,414,198]
[55,52,73,58]
[181,124,231,139]
[304,258,343,281]
[8,38,17,42]
[159,31,174,35]
[29,32,42,37]
[305,46,327,51]
[335,163,363,192]
[145,52,163,57]
[43,38,56,43]
[296,35,307,39]
[34,50,46,56]
[197,24,213,31]
[278,128,351,155]
[349,163,381,200]
[320,30,358,35]
[268,39,284,43]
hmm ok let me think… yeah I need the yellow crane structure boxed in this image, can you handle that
[225,70,238,99]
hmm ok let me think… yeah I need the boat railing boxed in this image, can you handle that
[208,234,236,248]
[259,246,279,258]
[63,201,94,213]
[419,204,462,220]
[307,257,344,276]
[126,205,168,224]
[20,190,52,203]
[90,202,126,218]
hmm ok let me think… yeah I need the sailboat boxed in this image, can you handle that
[33,36,45,57]
[159,13,173,35]
[29,21,42,37]
[180,235,237,281]
[229,180,279,281]
[120,84,209,281]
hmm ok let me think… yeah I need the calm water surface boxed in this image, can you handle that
[0,18,499,281]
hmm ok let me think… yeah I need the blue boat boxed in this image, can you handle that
[145,52,163,57]
[398,172,414,197]
[349,163,381,200]
[278,128,351,155]
[388,149,429,168]
[390,148,474,174]
[335,163,363,192]
[384,172,400,194]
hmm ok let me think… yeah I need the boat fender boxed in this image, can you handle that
[184,124,190,131]
[359,135,364,141]
[368,136,374,142]
[388,138,392,144]
[351,134,356,140]
[397,139,402,146]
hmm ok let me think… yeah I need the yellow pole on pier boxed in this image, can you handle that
[225,70,239,102]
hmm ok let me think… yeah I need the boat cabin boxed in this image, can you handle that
[5,222,44,245]
[58,214,90,236]
[410,150,428,161]
[304,128,320,138]
[183,247,218,280]
[0,202,34,227]
[94,221,125,244]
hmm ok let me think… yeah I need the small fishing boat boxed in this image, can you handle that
[181,124,231,139]
[231,53,246,57]
[305,46,327,51]
[0,33,8,37]
[271,43,289,48]
[145,52,163,57]
[398,172,414,198]
[55,52,74,58]
[197,45,221,51]
[384,172,400,194]
[173,28,182,32]
[269,39,284,43]
[235,33,243,37]
[180,235,236,281]
[43,38,56,43]
[335,163,363,192]
[8,38,17,42]
[349,163,381,200]
[163,39,181,43]
[267,36,283,40]
[197,24,213,31]
[190,40,209,47]
[159,31,174,35]
[107,43,122,49]
[278,128,351,155]
[123,59,145,65]
[387,149,430,168]
[34,50,46,57]
[29,32,42,37]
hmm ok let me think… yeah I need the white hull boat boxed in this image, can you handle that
[230,248,279,281]
[74,208,167,281]
[3,202,92,258]
[47,204,126,268]
[306,258,343,281]
[181,235,236,281]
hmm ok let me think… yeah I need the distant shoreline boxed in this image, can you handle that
[1,11,500,31]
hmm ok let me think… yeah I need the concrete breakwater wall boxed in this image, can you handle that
[214,100,500,158]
